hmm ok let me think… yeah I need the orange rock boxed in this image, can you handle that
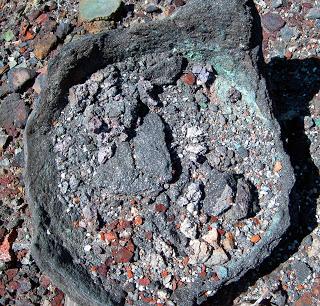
[161,270,169,278]
[0,234,11,262]
[273,161,283,173]
[134,216,143,226]
[250,234,261,244]
[126,267,134,279]
[34,33,57,60]
[105,231,117,241]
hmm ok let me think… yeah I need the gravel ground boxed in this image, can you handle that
[0,0,319,305]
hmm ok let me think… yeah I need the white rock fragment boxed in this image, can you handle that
[186,126,203,138]
[84,245,92,252]
[205,248,229,267]
[188,239,210,265]
[97,145,114,164]
[185,144,206,155]
[202,228,219,246]
[180,218,197,239]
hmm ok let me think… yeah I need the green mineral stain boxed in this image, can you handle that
[198,101,208,109]
[2,30,15,42]
[79,0,122,21]
[314,118,320,127]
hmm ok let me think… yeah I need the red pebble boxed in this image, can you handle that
[155,203,167,213]
[181,72,196,86]
[113,247,133,264]
[138,278,150,286]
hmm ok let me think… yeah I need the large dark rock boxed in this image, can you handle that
[24,0,295,305]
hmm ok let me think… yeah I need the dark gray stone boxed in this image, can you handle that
[95,113,172,196]
[225,178,253,221]
[203,170,236,216]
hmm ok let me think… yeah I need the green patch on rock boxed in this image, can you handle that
[79,0,122,21]
[314,118,320,127]
[2,30,15,42]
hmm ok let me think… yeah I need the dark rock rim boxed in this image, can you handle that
[23,0,295,305]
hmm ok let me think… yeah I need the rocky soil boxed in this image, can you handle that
[0,0,319,305]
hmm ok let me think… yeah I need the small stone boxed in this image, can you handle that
[273,161,283,173]
[145,3,161,13]
[56,20,72,40]
[227,87,242,103]
[138,278,150,286]
[186,126,203,138]
[113,247,134,263]
[250,234,261,244]
[79,0,122,21]
[33,73,47,94]
[8,68,36,92]
[306,8,320,20]
[202,228,219,245]
[0,234,11,262]
[0,93,29,131]
[0,129,8,151]
[155,203,167,213]
[308,235,320,258]
[271,0,283,8]
[205,248,229,267]
[203,170,236,216]
[291,261,312,283]
[34,33,58,60]
[189,239,210,265]
[84,245,91,252]
[225,178,252,221]
[134,216,143,226]
[174,0,186,7]
[180,217,197,239]
[181,73,196,86]
[261,12,285,32]
[223,232,235,251]
[304,116,314,130]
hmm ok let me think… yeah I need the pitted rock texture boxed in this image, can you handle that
[24,1,294,305]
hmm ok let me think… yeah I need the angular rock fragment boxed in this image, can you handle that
[95,113,172,195]
[203,170,236,216]
[8,68,36,92]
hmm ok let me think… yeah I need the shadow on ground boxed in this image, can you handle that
[201,57,320,306]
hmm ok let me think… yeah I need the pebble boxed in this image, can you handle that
[56,20,72,40]
[261,12,286,32]
[181,73,196,86]
[34,33,58,60]
[306,7,320,20]
[205,248,229,266]
[271,0,283,8]
[0,129,8,151]
[0,93,29,132]
[180,218,197,239]
[304,116,314,130]
[8,68,36,92]
[202,228,219,245]
[145,3,160,13]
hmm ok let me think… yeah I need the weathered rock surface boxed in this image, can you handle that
[79,0,122,21]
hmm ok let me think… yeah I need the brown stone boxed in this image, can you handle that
[181,73,196,86]
[113,247,133,263]
[34,33,57,60]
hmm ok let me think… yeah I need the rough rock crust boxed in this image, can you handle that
[24,0,295,305]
